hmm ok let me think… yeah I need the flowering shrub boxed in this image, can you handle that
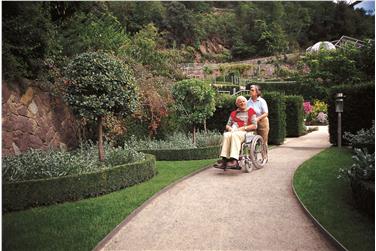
[304,100,328,125]
[303,101,312,114]
[316,112,328,124]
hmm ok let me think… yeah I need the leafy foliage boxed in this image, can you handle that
[345,148,375,181]
[300,42,375,86]
[64,52,138,120]
[2,2,57,80]
[58,12,130,57]
[343,121,375,148]
[172,79,216,126]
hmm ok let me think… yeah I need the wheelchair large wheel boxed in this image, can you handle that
[249,135,268,169]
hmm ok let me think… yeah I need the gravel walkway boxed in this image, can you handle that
[97,126,338,251]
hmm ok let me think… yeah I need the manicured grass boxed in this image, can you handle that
[3,159,217,251]
[293,147,374,251]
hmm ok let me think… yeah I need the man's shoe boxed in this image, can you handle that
[226,160,241,170]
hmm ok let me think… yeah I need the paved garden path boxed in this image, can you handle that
[97,126,338,251]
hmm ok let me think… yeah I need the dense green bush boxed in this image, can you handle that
[3,154,156,212]
[285,95,304,137]
[328,83,375,146]
[264,92,286,144]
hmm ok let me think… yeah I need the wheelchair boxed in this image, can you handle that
[237,132,268,172]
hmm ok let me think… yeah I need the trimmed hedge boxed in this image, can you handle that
[264,92,286,145]
[328,83,375,145]
[246,81,328,102]
[285,95,305,137]
[140,145,221,161]
[3,154,156,212]
[207,92,286,145]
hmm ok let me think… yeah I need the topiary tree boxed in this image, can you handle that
[172,79,216,144]
[64,52,138,161]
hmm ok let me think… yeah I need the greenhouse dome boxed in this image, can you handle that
[306,41,336,52]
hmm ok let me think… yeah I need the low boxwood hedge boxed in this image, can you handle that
[3,154,156,212]
[140,145,221,161]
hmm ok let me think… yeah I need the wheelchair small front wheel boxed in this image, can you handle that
[243,157,253,173]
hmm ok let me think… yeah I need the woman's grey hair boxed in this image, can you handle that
[250,84,262,97]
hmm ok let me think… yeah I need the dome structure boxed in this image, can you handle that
[306,41,336,52]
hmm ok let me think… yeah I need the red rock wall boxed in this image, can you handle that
[2,81,78,156]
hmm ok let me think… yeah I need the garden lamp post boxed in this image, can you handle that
[335,93,344,148]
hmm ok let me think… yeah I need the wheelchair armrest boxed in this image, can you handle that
[245,132,256,143]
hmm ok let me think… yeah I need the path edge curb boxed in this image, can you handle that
[291,177,349,251]
[93,161,216,251]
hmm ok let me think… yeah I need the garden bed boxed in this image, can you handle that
[3,154,156,212]
[140,145,221,161]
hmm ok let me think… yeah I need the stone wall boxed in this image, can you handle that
[2,81,78,156]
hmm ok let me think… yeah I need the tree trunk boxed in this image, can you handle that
[98,116,105,162]
[192,125,196,145]
[203,120,207,133]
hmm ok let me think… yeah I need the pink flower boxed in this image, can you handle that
[303,101,312,114]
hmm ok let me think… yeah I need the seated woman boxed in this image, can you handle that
[215,96,257,169]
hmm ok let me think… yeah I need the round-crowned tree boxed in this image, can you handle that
[172,79,216,144]
[64,52,138,161]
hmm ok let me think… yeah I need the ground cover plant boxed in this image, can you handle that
[2,142,144,182]
[3,159,217,251]
[125,131,222,150]
[293,147,374,251]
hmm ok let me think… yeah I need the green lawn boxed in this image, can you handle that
[293,147,374,251]
[3,159,217,251]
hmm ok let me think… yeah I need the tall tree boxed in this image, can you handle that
[2,2,56,80]
[64,52,138,161]
[172,79,216,144]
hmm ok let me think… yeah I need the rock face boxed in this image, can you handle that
[2,81,78,156]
